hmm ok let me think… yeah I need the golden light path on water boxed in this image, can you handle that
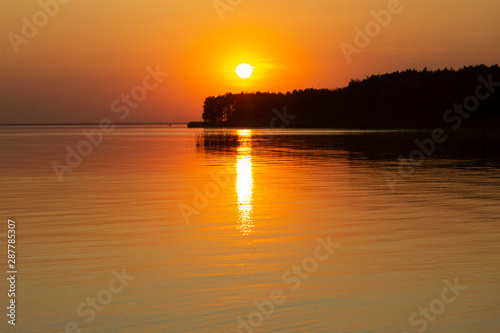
[235,130,254,235]
[2,127,500,332]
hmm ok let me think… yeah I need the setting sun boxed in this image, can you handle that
[236,63,253,79]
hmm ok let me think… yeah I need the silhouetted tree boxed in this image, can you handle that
[201,65,500,128]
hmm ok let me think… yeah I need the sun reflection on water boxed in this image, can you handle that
[236,131,254,235]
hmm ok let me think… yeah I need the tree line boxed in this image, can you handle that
[199,65,500,128]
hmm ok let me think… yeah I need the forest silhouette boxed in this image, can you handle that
[193,65,500,128]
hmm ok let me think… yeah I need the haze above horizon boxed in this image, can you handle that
[1,0,499,123]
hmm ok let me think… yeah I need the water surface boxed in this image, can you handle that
[0,126,499,332]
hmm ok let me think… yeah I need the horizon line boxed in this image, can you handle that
[0,122,192,126]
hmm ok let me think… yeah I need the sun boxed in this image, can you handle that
[236,63,253,79]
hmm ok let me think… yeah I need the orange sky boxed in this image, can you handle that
[1,0,499,123]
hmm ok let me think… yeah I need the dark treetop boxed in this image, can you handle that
[194,65,500,129]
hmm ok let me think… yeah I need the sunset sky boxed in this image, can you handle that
[1,0,499,123]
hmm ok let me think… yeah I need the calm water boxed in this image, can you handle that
[0,126,499,333]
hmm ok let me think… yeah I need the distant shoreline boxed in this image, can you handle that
[0,122,189,126]
[186,121,500,129]
[1,121,498,130]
